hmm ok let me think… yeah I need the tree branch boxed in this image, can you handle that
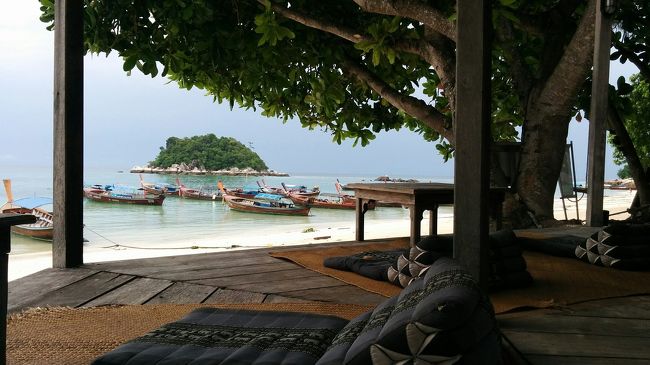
[265,1,455,96]
[531,0,596,117]
[353,0,455,41]
[608,105,650,205]
[343,58,454,143]
[267,2,366,43]
[612,42,650,80]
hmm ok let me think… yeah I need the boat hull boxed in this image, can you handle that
[288,195,356,210]
[11,225,53,240]
[180,188,222,201]
[223,196,310,216]
[84,188,165,206]
[0,206,54,240]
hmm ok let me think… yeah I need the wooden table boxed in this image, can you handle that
[347,183,505,246]
[0,213,36,365]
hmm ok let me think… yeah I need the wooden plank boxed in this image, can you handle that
[525,355,650,365]
[53,0,85,268]
[8,268,96,312]
[586,0,612,227]
[558,295,650,320]
[502,331,650,359]
[86,251,283,276]
[262,294,313,304]
[203,289,266,304]
[0,214,37,227]
[499,314,650,338]
[84,277,173,306]
[154,261,299,281]
[145,282,217,304]
[273,285,387,306]
[188,268,323,287]
[227,275,347,294]
[454,0,491,288]
[17,272,133,309]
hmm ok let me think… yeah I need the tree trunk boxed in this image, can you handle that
[608,105,650,215]
[515,114,571,223]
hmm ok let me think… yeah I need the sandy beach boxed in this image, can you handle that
[8,190,636,282]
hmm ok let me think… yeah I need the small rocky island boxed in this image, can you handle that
[131,134,289,177]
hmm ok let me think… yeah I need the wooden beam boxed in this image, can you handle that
[453,0,491,289]
[53,0,84,267]
[586,0,612,227]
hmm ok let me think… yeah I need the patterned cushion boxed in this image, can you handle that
[576,225,650,271]
[93,308,349,365]
[318,257,499,364]
[392,230,532,291]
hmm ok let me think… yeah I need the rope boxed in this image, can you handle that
[83,225,270,251]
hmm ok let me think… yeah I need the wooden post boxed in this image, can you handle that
[454,0,491,288]
[409,205,423,246]
[355,198,365,242]
[53,0,84,267]
[586,0,612,227]
[0,214,36,365]
[429,204,439,236]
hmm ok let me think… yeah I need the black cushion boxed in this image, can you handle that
[319,257,500,364]
[93,308,349,365]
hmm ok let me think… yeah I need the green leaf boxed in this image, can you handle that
[123,57,138,72]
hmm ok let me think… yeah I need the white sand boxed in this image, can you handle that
[8,191,636,282]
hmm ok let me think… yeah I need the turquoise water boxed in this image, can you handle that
[2,165,453,255]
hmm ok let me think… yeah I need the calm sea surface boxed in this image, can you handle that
[1,165,453,256]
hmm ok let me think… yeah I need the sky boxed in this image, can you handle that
[0,2,640,179]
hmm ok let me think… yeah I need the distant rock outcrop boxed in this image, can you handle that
[130,165,289,176]
[374,176,420,183]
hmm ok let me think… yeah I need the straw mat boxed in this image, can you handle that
[7,302,373,365]
[270,238,409,297]
[271,242,650,314]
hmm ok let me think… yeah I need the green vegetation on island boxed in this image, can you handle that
[150,134,269,172]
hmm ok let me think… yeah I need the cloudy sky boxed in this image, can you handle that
[0,2,638,178]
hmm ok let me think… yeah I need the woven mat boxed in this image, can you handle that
[270,238,409,298]
[271,242,650,314]
[7,302,373,365]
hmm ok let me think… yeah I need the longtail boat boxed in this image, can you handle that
[279,182,320,198]
[139,174,180,195]
[1,179,54,240]
[176,178,222,201]
[218,181,310,216]
[84,184,165,205]
[287,193,357,210]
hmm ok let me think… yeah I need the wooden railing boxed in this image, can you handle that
[0,213,36,365]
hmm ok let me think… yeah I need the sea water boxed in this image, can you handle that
[1,165,454,256]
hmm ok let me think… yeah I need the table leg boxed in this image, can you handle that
[409,206,424,246]
[429,204,439,236]
[355,198,365,242]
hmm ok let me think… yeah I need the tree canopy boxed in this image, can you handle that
[151,134,269,171]
[38,0,646,224]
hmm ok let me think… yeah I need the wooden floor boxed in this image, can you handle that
[8,234,650,363]
[499,295,650,364]
[8,239,389,313]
